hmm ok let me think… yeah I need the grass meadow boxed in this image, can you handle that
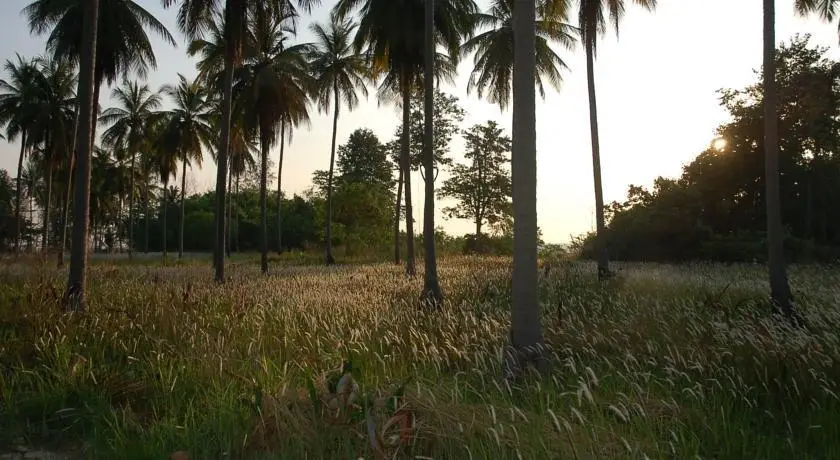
[1,255,840,459]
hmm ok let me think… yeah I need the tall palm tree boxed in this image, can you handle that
[66,0,100,310]
[577,0,655,280]
[0,55,42,255]
[100,80,162,260]
[308,17,370,265]
[163,0,321,282]
[506,0,544,380]
[160,75,214,260]
[25,0,175,153]
[148,114,178,260]
[461,0,577,110]
[235,11,312,274]
[763,0,795,318]
[421,0,442,305]
[334,0,477,278]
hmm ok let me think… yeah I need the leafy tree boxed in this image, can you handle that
[336,128,394,189]
[308,17,370,265]
[577,0,656,280]
[439,121,512,239]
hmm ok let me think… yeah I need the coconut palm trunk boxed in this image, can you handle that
[259,129,269,275]
[58,152,75,268]
[14,132,27,255]
[585,37,609,280]
[128,147,136,261]
[179,158,186,259]
[162,178,168,260]
[400,73,416,277]
[66,0,100,309]
[213,17,235,283]
[506,0,545,380]
[42,155,53,255]
[325,81,340,265]
[393,167,403,264]
[144,177,149,254]
[226,165,232,258]
[421,0,442,305]
[276,119,286,255]
[235,175,240,253]
[763,0,795,319]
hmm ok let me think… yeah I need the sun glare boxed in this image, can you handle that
[712,138,727,151]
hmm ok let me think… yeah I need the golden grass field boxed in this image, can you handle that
[2,256,840,459]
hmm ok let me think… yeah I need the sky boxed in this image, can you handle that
[1,0,839,244]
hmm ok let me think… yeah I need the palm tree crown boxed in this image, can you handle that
[462,0,577,110]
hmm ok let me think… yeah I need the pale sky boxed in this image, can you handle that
[1,0,838,244]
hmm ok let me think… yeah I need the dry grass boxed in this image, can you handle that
[1,256,839,459]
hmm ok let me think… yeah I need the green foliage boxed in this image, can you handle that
[439,120,512,239]
[583,35,840,263]
[391,89,466,172]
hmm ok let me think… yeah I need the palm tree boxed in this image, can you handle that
[0,55,42,255]
[25,0,175,153]
[506,0,544,380]
[66,0,100,310]
[421,0,442,305]
[461,0,577,110]
[796,0,840,38]
[163,0,321,282]
[334,0,477,278]
[160,75,214,260]
[763,0,795,318]
[577,0,656,280]
[148,114,178,260]
[308,17,370,265]
[235,11,312,274]
[100,80,162,260]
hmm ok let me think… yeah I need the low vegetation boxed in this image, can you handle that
[1,256,838,459]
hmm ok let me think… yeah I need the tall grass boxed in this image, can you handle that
[1,257,839,458]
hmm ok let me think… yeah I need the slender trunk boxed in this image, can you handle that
[763,0,795,319]
[42,158,53,255]
[162,178,168,260]
[276,119,286,254]
[128,148,136,261]
[226,165,232,258]
[66,0,99,309]
[235,175,240,253]
[506,0,545,380]
[585,39,610,280]
[58,151,76,268]
[260,130,269,274]
[420,0,442,306]
[325,83,340,265]
[401,73,416,276]
[14,131,26,255]
[179,159,186,259]
[393,168,403,264]
[476,219,482,238]
[213,17,235,282]
[144,175,149,254]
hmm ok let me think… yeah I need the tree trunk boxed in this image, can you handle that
[506,0,546,380]
[66,0,100,310]
[128,148,136,261]
[420,0,443,306]
[162,178,168,260]
[585,38,610,280]
[179,159,186,259]
[58,151,75,268]
[14,131,26,256]
[325,83,340,265]
[401,73,416,277]
[42,158,53,255]
[276,119,286,255]
[393,168,403,264]
[226,165,232,258]
[144,175,149,254]
[213,2,235,282]
[763,0,795,319]
[235,175,240,253]
[260,130,269,275]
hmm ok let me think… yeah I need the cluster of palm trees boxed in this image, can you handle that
[2,0,831,362]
